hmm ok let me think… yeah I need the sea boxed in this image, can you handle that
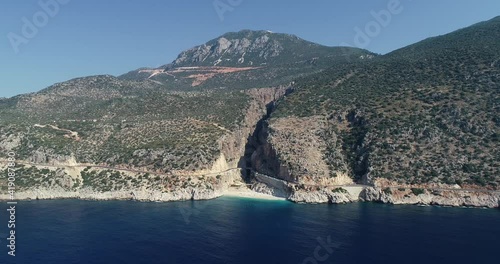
[1,197,499,264]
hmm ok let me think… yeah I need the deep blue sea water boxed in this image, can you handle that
[1,197,499,264]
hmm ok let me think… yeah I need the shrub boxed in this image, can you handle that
[411,188,425,196]
[333,188,348,194]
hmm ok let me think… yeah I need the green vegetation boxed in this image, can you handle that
[411,188,426,196]
[271,16,500,187]
[0,81,250,171]
[383,187,393,195]
[332,187,348,194]
[0,165,73,192]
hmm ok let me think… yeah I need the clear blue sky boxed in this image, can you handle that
[1,0,499,97]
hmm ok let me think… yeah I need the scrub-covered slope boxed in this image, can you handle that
[262,16,500,190]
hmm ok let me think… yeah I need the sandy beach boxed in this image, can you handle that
[222,187,287,201]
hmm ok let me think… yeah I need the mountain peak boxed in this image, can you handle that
[120,29,373,87]
[171,29,326,67]
[218,29,298,40]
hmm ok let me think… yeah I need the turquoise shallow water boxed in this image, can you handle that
[1,197,499,264]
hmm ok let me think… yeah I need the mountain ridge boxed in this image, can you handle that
[118,29,373,89]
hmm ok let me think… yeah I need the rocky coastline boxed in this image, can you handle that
[3,182,498,209]
[0,186,224,202]
[361,187,500,209]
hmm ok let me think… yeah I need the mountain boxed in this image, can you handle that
[171,30,365,67]
[259,16,499,194]
[120,30,374,89]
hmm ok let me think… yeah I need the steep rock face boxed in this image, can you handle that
[246,111,360,202]
[268,117,330,182]
[251,140,293,182]
[250,115,354,186]
[174,34,284,67]
[27,149,77,166]
[168,30,371,69]
[173,30,304,67]
[219,86,289,169]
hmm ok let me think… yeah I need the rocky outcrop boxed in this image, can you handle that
[251,139,293,182]
[250,171,360,204]
[173,31,286,67]
[0,186,223,202]
[220,86,291,182]
[251,182,288,198]
[219,86,288,169]
[0,133,22,151]
[28,148,77,165]
[251,173,291,198]
[250,115,355,186]
[288,189,354,204]
[361,187,500,208]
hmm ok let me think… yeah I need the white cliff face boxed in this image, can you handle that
[173,33,284,67]
[216,37,232,54]
[25,147,78,166]
[288,190,353,204]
